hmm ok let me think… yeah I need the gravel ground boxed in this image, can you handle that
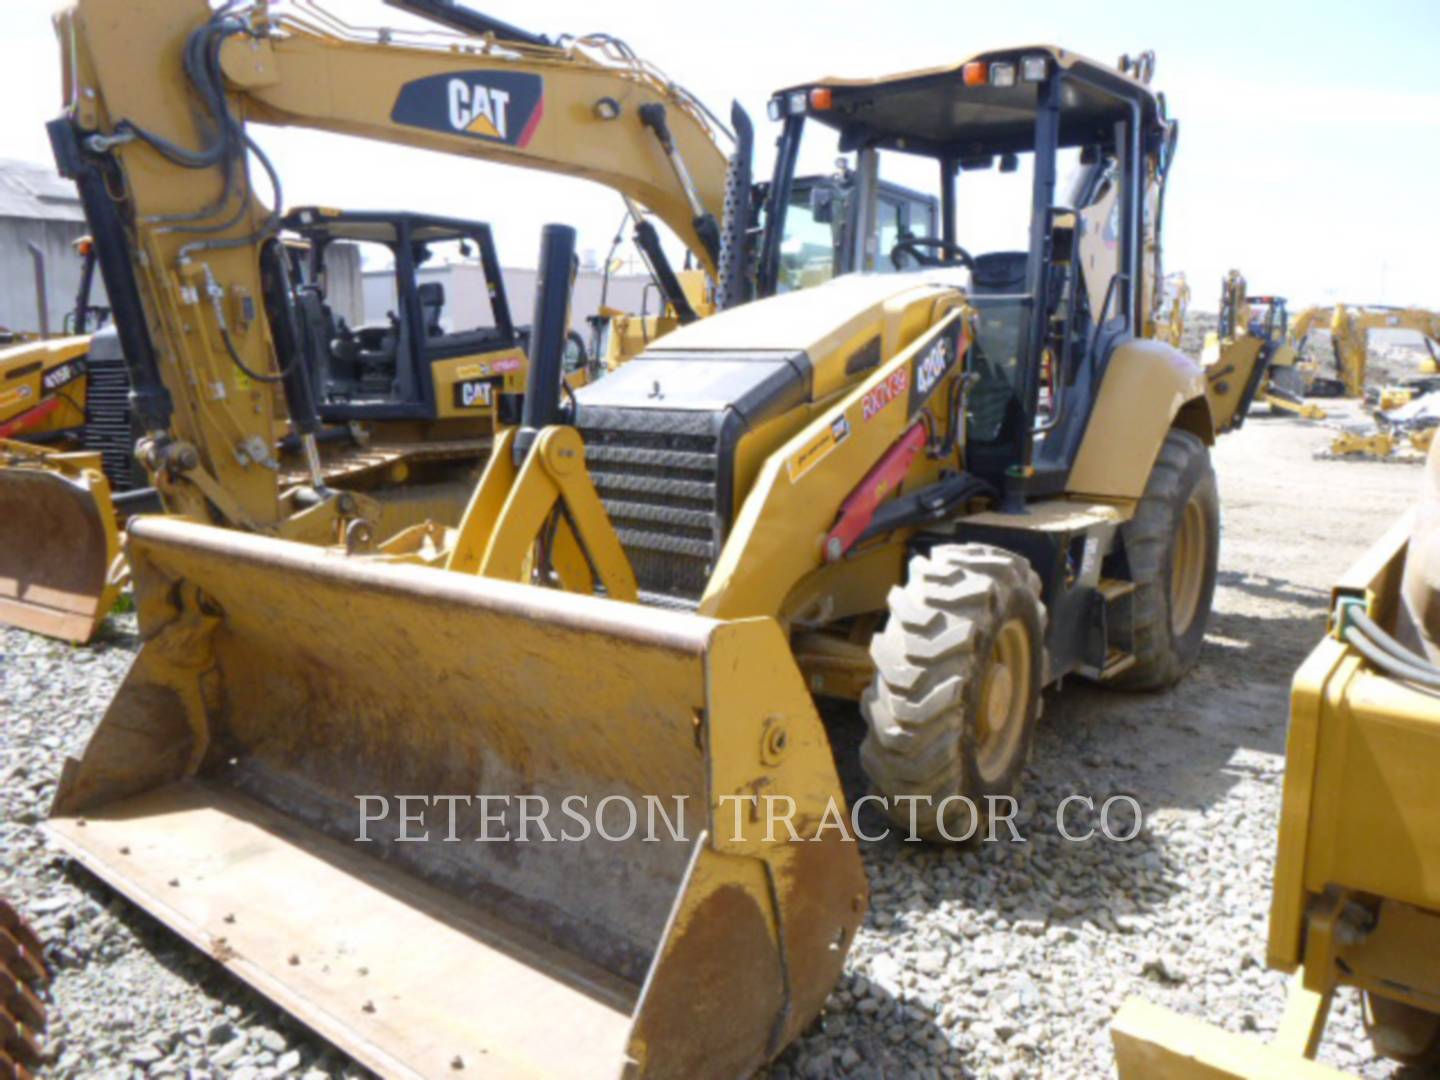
[0,402,1428,1079]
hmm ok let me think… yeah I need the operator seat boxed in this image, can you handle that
[970,251,1028,295]
[418,282,446,337]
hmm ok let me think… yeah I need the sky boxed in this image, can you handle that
[2,0,1438,308]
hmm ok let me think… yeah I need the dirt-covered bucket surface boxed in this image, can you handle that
[0,406,1425,1079]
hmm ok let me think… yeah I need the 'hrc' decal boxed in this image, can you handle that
[391,71,543,148]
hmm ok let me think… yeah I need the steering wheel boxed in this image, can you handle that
[891,236,975,270]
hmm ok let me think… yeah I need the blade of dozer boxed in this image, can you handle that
[0,453,120,643]
[48,516,867,1079]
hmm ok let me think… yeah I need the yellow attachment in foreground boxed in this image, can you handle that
[0,440,121,642]
[1112,998,1351,1079]
[48,515,866,1079]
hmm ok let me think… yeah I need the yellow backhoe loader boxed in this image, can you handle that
[1112,434,1440,1079]
[48,30,1241,1076]
[1201,270,1326,425]
[1291,302,1440,400]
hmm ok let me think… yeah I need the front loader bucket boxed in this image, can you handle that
[0,452,120,642]
[48,517,866,1079]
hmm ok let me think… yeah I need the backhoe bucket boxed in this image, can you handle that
[49,516,867,1079]
[0,448,120,642]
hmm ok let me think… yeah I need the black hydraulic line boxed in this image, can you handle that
[383,0,550,45]
[515,224,577,464]
[219,325,289,384]
[111,487,162,514]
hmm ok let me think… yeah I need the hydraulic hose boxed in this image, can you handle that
[1340,605,1440,689]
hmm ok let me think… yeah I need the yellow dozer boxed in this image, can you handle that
[51,33,1230,1078]
[1113,436,1440,1077]
[0,236,135,641]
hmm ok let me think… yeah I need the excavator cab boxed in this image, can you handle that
[282,209,523,424]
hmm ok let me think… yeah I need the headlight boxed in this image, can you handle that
[1021,55,1049,82]
[989,62,1016,88]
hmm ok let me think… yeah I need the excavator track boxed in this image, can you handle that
[0,898,48,1080]
[278,437,493,487]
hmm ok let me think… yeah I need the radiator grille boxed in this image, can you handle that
[82,351,141,492]
[577,407,725,607]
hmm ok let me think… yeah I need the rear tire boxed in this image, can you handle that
[859,544,1045,842]
[1111,428,1219,690]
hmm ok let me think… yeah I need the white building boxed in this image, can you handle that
[0,158,107,335]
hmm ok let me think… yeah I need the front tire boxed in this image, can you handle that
[1111,428,1219,690]
[859,544,1046,842]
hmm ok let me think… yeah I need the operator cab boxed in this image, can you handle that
[1245,296,1288,344]
[753,48,1177,493]
[281,208,520,422]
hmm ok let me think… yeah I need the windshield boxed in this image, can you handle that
[769,144,942,293]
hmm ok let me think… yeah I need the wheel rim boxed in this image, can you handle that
[975,617,1031,784]
[1170,495,1207,636]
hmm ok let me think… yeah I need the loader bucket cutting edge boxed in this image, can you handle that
[47,516,867,1079]
[0,462,119,642]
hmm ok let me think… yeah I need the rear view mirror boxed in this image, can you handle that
[999,153,1019,173]
[810,182,837,224]
[959,153,994,171]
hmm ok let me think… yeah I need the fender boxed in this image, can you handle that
[1067,338,1212,501]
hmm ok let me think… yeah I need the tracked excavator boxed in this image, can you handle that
[1,0,759,643]
[2,199,533,641]
[1291,302,1440,399]
[47,27,1243,1076]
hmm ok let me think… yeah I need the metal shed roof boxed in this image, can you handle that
[0,159,84,222]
